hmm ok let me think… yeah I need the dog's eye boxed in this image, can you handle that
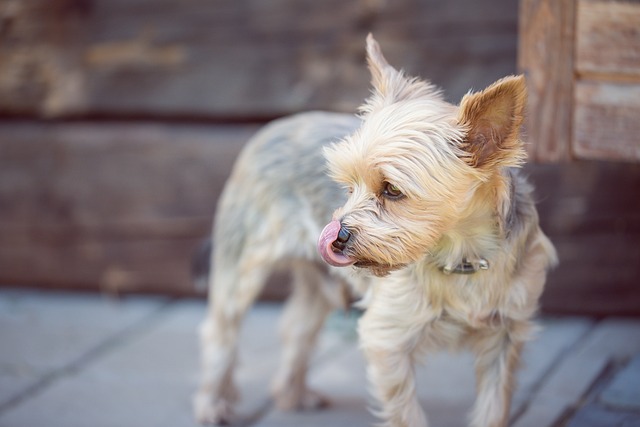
[382,182,404,199]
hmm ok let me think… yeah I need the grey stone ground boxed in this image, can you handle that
[0,289,639,427]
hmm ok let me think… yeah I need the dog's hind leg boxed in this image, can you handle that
[194,260,270,425]
[271,262,335,411]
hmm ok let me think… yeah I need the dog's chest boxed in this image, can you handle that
[421,268,510,331]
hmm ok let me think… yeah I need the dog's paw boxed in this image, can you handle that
[193,393,235,426]
[274,387,331,412]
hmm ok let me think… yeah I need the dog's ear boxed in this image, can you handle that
[366,33,401,97]
[362,34,442,114]
[457,75,527,170]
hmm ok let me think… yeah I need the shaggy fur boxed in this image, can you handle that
[194,35,557,427]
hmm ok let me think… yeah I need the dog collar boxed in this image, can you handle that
[441,258,489,275]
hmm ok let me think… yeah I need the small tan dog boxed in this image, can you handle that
[195,35,557,427]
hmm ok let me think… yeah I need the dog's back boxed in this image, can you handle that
[213,112,360,272]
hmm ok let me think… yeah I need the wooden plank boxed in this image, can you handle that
[0,235,202,295]
[525,161,640,316]
[576,0,640,81]
[573,80,640,161]
[526,161,640,236]
[518,0,575,162]
[0,0,517,118]
[0,122,256,229]
[0,122,257,294]
[539,233,640,316]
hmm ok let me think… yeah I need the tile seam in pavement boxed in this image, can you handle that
[510,317,599,426]
[551,359,619,427]
[0,297,178,416]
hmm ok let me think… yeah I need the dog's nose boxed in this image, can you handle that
[331,225,351,252]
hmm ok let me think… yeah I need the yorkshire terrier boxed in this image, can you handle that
[194,34,557,427]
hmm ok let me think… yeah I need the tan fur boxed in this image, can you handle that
[194,34,557,427]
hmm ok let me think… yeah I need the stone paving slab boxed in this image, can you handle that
[0,295,352,427]
[1,289,639,427]
[254,317,594,427]
[566,405,640,427]
[0,290,167,411]
[600,354,640,411]
[513,318,640,427]
[0,300,205,427]
[562,353,640,427]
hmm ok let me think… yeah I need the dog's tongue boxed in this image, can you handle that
[317,220,356,267]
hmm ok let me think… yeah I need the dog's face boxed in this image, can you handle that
[318,35,527,276]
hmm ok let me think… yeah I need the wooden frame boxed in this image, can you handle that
[519,0,640,162]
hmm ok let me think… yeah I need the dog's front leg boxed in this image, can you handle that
[469,322,531,427]
[359,301,429,427]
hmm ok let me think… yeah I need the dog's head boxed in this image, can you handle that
[318,35,527,276]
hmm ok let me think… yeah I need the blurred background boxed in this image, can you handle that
[0,0,639,316]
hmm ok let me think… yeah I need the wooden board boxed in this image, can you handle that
[519,0,640,162]
[524,160,640,316]
[518,0,575,162]
[0,122,257,294]
[0,0,518,118]
[576,0,640,80]
[573,81,640,161]
[572,0,640,161]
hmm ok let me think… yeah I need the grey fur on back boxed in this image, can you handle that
[213,112,361,270]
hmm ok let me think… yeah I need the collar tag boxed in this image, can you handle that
[441,258,489,275]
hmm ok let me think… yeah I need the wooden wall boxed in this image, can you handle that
[519,0,640,162]
[529,161,640,316]
[1,0,639,315]
[0,0,518,118]
[0,121,256,295]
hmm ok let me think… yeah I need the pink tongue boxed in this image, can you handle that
[317,220,356,267]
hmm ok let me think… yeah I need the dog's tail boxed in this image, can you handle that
[191,237,212,293]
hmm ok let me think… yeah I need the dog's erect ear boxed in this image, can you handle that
[457,75,527,170]
[362,34,442,114]
[366,33,401,96]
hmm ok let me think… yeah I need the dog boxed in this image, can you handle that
[194,34,557,427]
